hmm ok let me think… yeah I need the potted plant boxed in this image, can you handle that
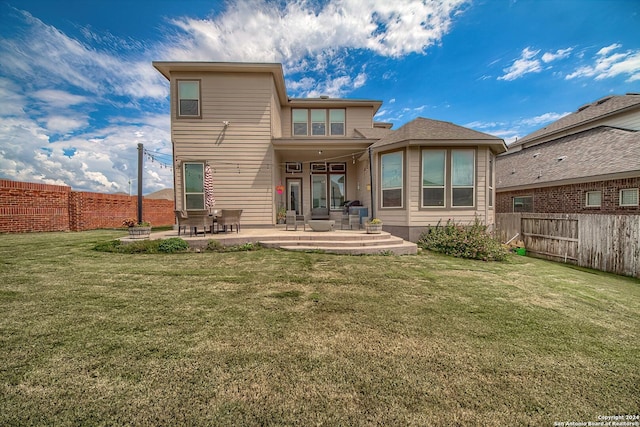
[123,218,151,238]
[276,206,287,224]
[366,218,383,234]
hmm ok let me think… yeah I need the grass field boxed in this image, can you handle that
[1,230,639,425]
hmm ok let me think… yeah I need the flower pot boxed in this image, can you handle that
[366,224,382,234]
[128,226,151,239]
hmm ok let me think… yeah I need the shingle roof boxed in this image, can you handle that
[513,94,640,147]
[354,127,394,139]
[496,126,640,189]
[371,117,505,151]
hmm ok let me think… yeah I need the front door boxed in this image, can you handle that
[287,178,302,215]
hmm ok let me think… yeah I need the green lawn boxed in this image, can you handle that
[1,231,638,426]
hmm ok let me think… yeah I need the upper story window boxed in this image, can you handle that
[292,109,345,136]
[177,80,201,118]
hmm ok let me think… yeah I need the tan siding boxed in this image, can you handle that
[171,72,275,225]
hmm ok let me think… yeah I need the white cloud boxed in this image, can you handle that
[519,111,570,127]
[44,116,88,134]
[566,43,640,82]
[33,89,88,108]
[541,47,573,63]
[498,47,542,81]
[499,46,573,81]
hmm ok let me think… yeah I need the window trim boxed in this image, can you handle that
[513,196,533,213]
[620,188,639,206]
[285,162,302,173]
[176,79,201,119]
[585,190,602,208]
[183,162,205,210]
[451,149,475,208]
[291,108,346,137]
[380,150,404,209]
[421,149,446,208]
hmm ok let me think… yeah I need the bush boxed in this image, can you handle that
[418,219,508,261]
[157,238,189,253]
[205,240,262,252]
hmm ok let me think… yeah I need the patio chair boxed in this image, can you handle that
[175,209,210,236]
[217,209,243,233]
[286,210,306,231]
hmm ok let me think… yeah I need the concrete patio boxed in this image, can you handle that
[123,225,418,255]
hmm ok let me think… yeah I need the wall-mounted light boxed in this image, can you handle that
[223,121,230,127]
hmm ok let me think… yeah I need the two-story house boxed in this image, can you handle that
[153,61,506,241]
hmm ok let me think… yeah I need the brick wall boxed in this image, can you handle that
[496,177,640,214]
[0,179,175,233]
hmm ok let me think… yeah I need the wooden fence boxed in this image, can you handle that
[496,213,640,278]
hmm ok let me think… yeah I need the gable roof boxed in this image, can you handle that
[371,117,506,153]
[512,93,640,148]
[496,126,640,190]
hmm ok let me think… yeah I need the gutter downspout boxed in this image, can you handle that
[368,146,375,220]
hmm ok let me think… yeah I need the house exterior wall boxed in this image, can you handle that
[496,176,640,214]
[170,72,275,225]
[375,146,496,242]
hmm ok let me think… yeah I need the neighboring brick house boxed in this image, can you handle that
[496,94,640,214]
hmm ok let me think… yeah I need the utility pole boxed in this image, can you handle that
[137,143,143,225]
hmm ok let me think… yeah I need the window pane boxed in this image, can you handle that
[452,150,474,186]
[180,100,198,116]
[294,123,308,136]
[330,122,345,135]
[330,109,345,122]
[452,188,474,207]
[382,189,402,207]
[184,163,204,192]
[620,188,639,206]
[186,194,204,210]
[422,150,445,186]
[381,152,403,189]
[330,174,345,209]
[292,109,307,122]
[586,191,601,207]
[312,123,326,135]
[178,81,199,99]
[312,175,327,209]
[423,188,444,207]
[311,109,326,121]
[513,196,533,213]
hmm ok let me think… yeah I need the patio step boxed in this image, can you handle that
[260,232,417,255]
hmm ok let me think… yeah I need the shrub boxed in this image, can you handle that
[157,238,189,253]
[205,240,262,252]
[418,219,508,261]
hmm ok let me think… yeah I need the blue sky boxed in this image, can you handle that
[1,0,638,194]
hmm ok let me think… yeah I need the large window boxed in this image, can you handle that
[620,188,639,206]
[422,150,446,207]
[184,163,205,209]
[177,80,200,117]
[421,149,475,208]
[381,151,403,208]
[292,109,345,136]
[488,154,494,208]
[452,150,475,207]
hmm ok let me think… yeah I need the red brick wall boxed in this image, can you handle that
[0,179,71,232]
[0,179,175,233]
[496,177,640,214]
